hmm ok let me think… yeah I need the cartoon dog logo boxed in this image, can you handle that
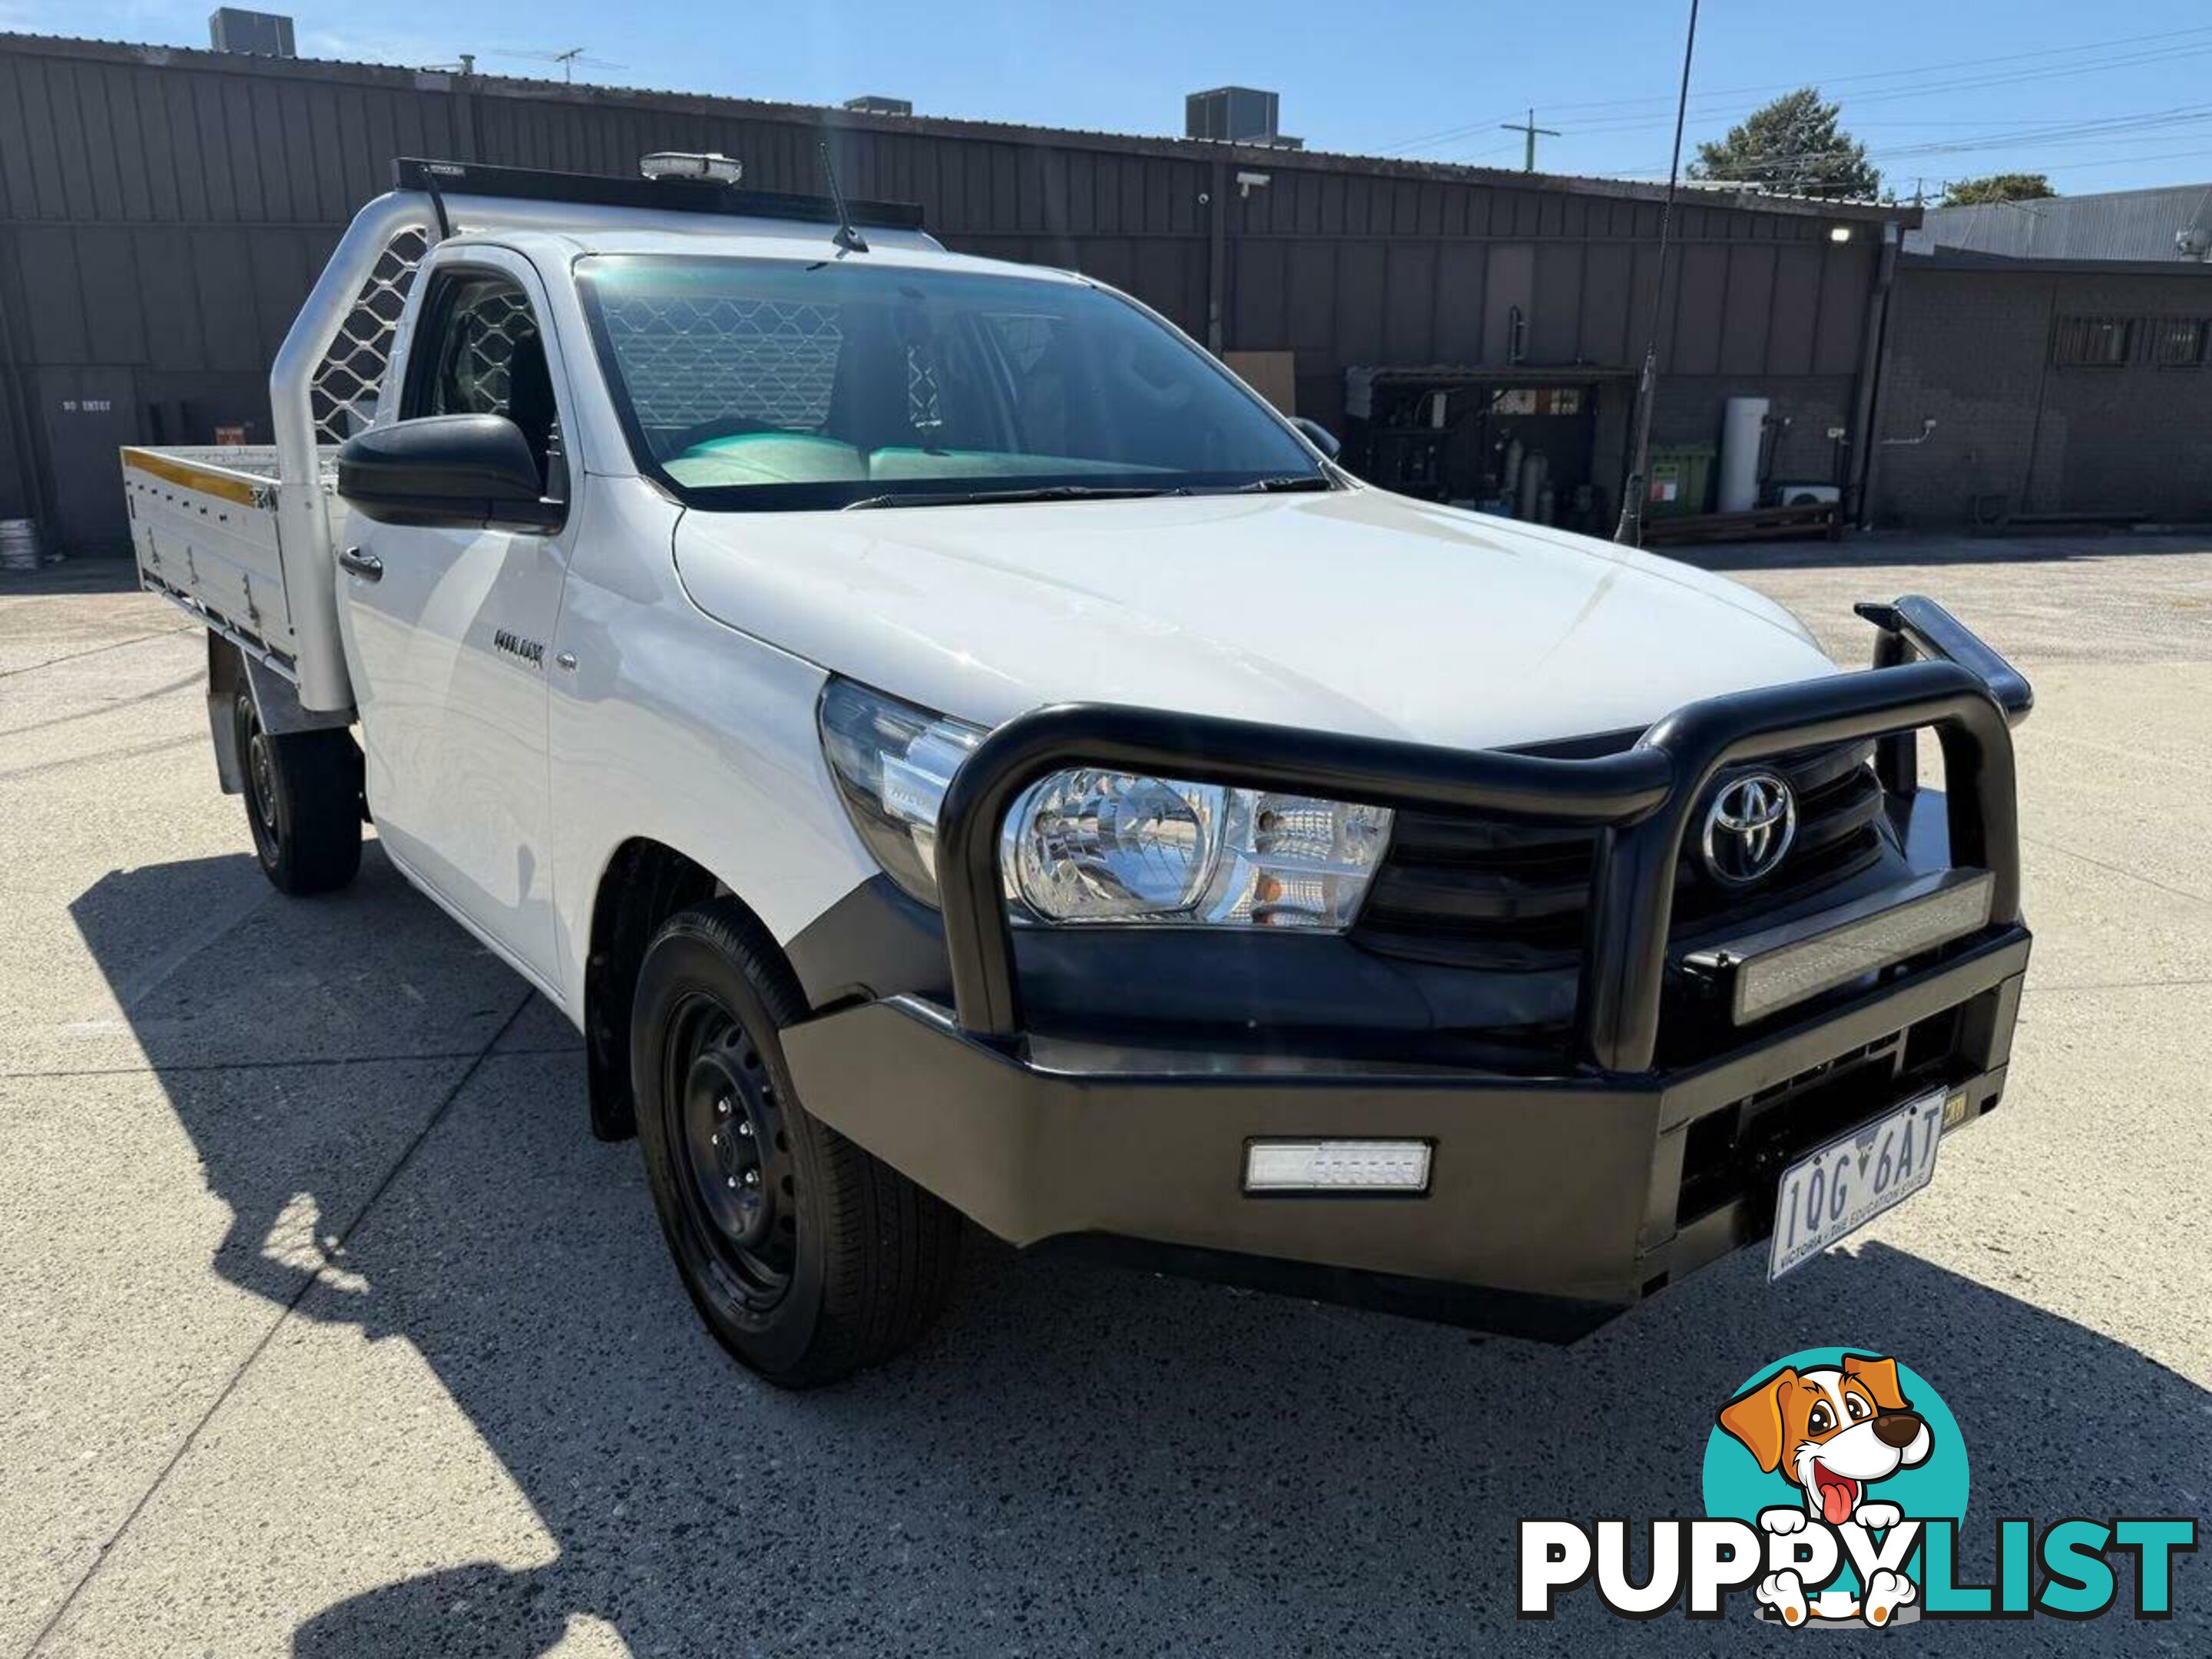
[1717,1353,1933,1626]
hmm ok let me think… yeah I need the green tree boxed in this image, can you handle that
[1939,172,2055,207]
[1689,88,1881,200]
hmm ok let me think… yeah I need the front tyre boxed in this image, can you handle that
[233,690,363,895]
[631,900,960,1387]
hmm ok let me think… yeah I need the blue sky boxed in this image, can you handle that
[7,0,2212,197]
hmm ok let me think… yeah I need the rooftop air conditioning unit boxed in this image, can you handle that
[1773,482,1841,508]
[207,7,296,57]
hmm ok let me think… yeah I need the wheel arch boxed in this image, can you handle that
[205,630,354,795]
[581,836,805,1141]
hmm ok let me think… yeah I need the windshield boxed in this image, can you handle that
[576,254,1326,510]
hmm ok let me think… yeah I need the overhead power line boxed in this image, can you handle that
[1962,144,2212,177]
[1445,39,2212,161]
[1543,45,2212,141]
[1602,104,2212,186]
[1379,22,2212,158]
[1546,19,2212,119]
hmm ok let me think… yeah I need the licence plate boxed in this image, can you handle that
[1768,1088,1952,1280]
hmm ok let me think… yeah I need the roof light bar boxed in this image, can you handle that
[641,151,744,184]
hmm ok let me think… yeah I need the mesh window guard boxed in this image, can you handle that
[309,227,431,442]
[601,294,843,431]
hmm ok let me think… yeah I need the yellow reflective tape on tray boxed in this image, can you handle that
[121,448,266,509]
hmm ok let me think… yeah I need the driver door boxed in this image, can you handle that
[339,250,575,988]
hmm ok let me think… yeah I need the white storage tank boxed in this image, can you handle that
[1718,396,1770,513]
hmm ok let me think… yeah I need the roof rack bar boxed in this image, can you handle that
[390,157,926,229]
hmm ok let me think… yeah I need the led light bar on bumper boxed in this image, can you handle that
[1684,868,1998,1025]
[1243,1139,1434,1193]
[818,678,1392,927]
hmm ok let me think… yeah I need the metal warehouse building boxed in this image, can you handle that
[0,29,1912,553]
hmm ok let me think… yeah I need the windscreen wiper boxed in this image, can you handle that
[1227,474,1334,493]
[841,484,1184,511]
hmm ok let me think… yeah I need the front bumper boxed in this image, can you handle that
[781,595,2035,1338]
[783,924,2025,1337]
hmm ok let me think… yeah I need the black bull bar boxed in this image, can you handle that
[932,594,2031,1071]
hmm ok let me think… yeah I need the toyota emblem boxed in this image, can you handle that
[1701,772,1796,886]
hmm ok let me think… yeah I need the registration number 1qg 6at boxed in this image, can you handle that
[1769,1088,1952,1280]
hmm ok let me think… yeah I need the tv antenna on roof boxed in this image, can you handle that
[490,47,627,83]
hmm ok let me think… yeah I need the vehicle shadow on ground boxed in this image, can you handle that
[73,854,2210,1656]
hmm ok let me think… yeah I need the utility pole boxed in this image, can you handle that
[1499,108,1561,174]
[553,47,583,82]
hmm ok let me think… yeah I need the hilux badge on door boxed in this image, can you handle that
[494,628,546,669]
[1702,772,1796,885]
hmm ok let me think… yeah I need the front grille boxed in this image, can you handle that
[1355,737,1886,972]
[1674,996,1973,1228]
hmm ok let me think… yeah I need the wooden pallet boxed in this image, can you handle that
[1639,502,1841,547]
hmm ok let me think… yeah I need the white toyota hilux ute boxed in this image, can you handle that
[124,158,2035,1386]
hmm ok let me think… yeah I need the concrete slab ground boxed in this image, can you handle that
[2,536,2207,1656]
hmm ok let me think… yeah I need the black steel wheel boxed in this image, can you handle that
[664,991,799,1313]
[232,689,363,895]
[631,899,961,1387]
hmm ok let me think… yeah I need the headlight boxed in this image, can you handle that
[1005,770,1391,928]
[817,678,1392,928]
[817,677,984,906]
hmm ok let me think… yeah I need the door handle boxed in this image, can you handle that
[338,545,383,582]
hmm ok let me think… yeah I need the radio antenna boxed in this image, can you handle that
[818,140,869,256]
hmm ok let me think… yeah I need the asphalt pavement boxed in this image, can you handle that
[2,535,2207,1656]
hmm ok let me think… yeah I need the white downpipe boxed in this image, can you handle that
[269,190,436,712]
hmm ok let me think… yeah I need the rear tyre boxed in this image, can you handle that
[233,690,363,895]
[631,899,961,1388]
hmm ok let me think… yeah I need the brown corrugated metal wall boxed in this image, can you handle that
[0,31,1894,548]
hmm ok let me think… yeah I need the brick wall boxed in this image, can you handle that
[1871,262,2212,527]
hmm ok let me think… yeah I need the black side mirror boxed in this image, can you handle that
[1290,416,1342,461]
[336,414,561,533]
